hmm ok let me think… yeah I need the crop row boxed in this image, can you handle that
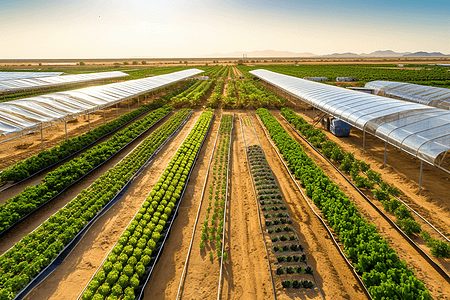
[0,109,193,300]
[222,81,237,108]
[280,107,450,258]
[199,114,232,262]
[0,81,194,185]
[246,141,316,290]
[172,80,215,106]
[233,72,285,108]
[206,79,224,108]
[80,109,214,300]
[0,105,176,235]
[256,108,432,300]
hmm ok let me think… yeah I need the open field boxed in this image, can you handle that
[0,63,449,300]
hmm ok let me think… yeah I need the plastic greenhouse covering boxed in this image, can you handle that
[0,71,128,93]
[250,69,450,170]
[365,81,450,110]
[0,68,203,138]
[0,72,63,81]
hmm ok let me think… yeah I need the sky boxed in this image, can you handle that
[0,0,449,59]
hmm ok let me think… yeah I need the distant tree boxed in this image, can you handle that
[141,61,147,65]
[123,62,129,65]
[238,60,243,65]
[132,61,138,65]
[79,62,85,66]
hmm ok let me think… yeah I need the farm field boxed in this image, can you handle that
[1,63,450,300]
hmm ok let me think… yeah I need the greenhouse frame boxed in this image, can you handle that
[365,81,450,110]
[0,71,129,94]
[250,69,450,182]
[0,69,203,145]
[0,72,64,81]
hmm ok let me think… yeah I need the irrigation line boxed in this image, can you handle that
[278,113,450,282]
[15,111,193,300]
[217,113,234,300]
[239,114,277,300]
[175,113,221,300]
[253,113,374,300]
[248,114,325,300]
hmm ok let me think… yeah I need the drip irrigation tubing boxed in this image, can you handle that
[239,114,277,300]
[175,113,221,300]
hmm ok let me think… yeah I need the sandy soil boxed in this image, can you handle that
[0,89,170,173]
[23,110,203,300]
[261,112,450,299]
[0,110,174,256]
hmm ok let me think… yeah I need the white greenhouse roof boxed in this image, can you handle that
[250,69,450,169]
[0,71,128,93]
[0,69,203,138]
[0,72,64,81]
[365,81,450,110]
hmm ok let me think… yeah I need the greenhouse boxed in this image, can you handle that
[365,81,450,110]
[250,69,450,176]
[0,71,128,94]
[0,68,203,140]
[0,71,63,81]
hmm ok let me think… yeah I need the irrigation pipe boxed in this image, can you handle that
[239,114,277,300]
[217,113,234,300]
[175,113,221,300]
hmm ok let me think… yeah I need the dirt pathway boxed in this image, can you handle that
[24,110,202,300]
[265,111,450,299]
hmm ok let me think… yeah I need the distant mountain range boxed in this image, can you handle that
[202,49,449,58]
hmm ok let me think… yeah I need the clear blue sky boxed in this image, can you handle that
[0,0,449,58]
